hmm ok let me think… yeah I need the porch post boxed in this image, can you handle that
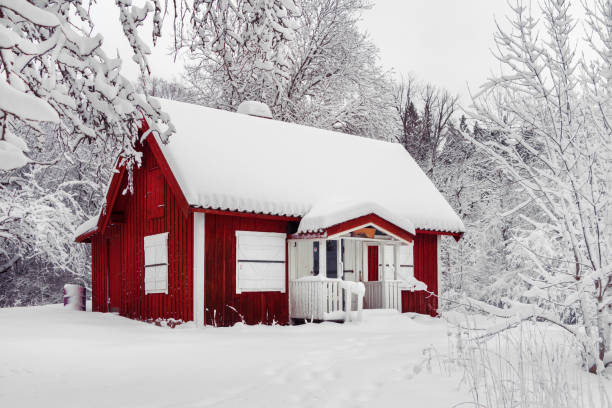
[379,244,385,281]
[380,244,387,308]
[337,238,343,280]
[318,239,327,278]
[362,241,368,282]
[393,244,400,281]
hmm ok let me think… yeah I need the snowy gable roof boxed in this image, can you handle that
[153,98,464,234]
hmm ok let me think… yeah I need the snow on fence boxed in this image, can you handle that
[289,277,364,322]
[364,280,402,311]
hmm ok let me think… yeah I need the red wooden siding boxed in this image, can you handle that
[204,213,291,326]
[146,166,166,219]
[402,233,438,316]
[90,144,193,322]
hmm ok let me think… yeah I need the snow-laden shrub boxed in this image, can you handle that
[459,323,610,407]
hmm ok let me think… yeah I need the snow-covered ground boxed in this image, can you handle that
[0,305,469,408]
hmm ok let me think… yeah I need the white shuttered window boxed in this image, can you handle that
[236,231,286,293]
[144,232,169,294]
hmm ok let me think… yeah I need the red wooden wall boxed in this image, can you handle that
[204,213,291,326]
[90,144,194,322]
[402,233,438,316]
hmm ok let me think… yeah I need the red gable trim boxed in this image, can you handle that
[75,228,97,243]
[415,228,463,242]
[326,213,414,243]
[288,213,415,243]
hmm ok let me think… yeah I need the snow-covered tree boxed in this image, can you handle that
[137,76,196,103]
[184,0,395,139]
[0,0,175,174]
[180,0,299,105]
[394,77,459,175]
[464,0,612,372]
[0,119,113,306]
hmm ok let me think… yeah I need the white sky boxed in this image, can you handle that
[360,1,510,100]
[91,1,513,101]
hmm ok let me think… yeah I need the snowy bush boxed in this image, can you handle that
[447,316,611,408]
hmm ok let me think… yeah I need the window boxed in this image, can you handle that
[325,240,339,278]
[312,240,343,277]
[236,231,286,293]
[146,166,165,219]
[144,232,169,294]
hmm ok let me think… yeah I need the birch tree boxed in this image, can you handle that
[464,0,612,372]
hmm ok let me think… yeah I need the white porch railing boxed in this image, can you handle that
[290,278,364,321]
[364,280,402,311]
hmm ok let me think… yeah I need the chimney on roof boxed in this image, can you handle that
[236,101,273,119]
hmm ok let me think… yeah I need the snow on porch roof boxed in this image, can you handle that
[297,199,416,236]
[150,98,464,234]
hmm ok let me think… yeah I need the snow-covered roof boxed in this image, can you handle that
[74,216,98,241]
[152,99,464,234]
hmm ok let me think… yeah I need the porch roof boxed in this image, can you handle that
[292,211,415,244]
[298,199,415,235]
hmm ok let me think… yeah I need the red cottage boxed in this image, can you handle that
[74,99,464,327]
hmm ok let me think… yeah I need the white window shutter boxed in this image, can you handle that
[398,244,414,281]
[235,231,286,293]
[144,233,169,294]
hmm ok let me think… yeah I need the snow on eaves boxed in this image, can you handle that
[74,216,98,240]
[153,99,465,234]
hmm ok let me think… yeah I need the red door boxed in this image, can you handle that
[107,236,122,313]
[367,246,379,281]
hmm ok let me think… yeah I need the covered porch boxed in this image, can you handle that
[288,213,425,322]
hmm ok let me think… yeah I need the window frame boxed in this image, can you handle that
[144,232,169,295]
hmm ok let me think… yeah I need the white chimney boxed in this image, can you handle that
[236,101,273,119]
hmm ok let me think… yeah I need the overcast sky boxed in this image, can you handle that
[361,1,510,100]
[93,1,511,101]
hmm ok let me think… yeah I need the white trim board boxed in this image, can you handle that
[193,213,205,327]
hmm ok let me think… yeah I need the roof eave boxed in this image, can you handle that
[75,228,97,243]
